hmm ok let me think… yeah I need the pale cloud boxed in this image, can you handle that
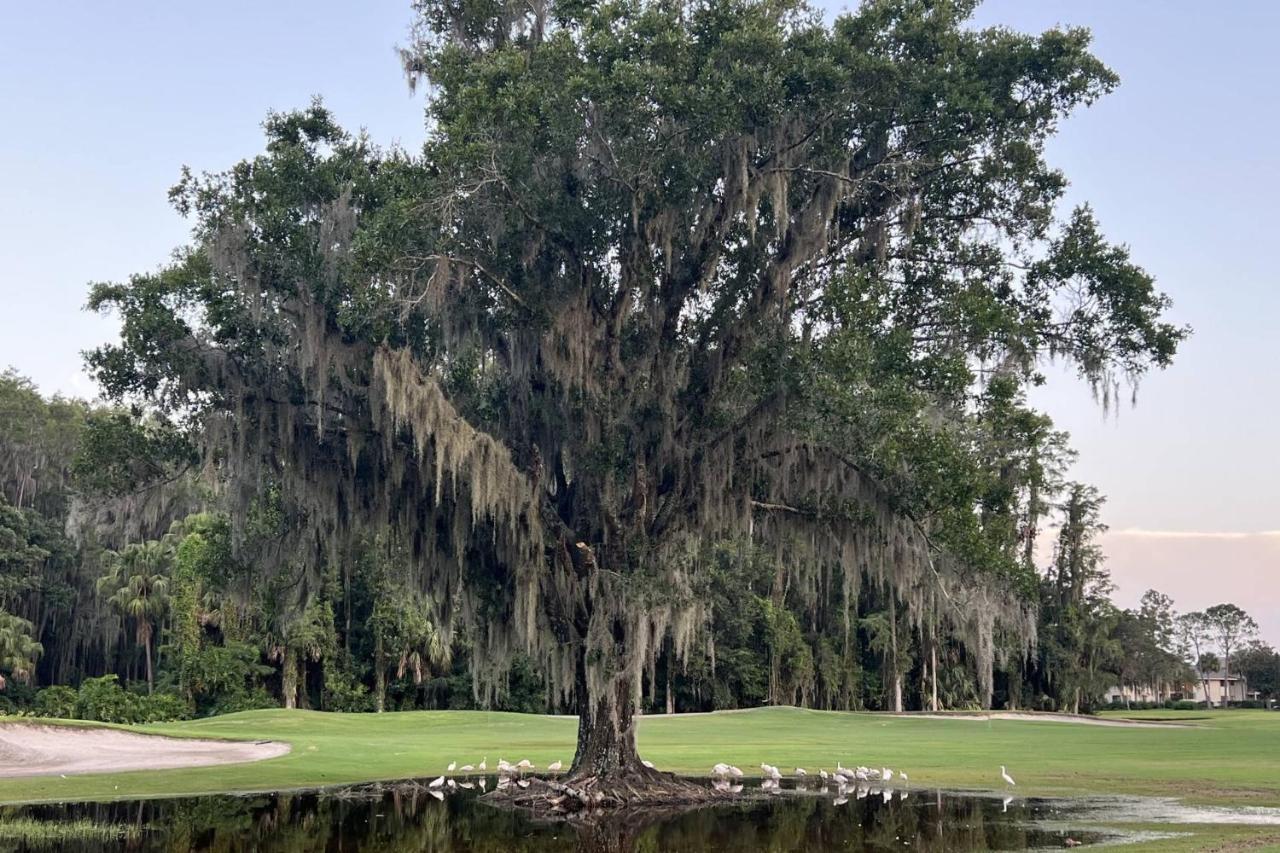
[1099,529,1280,648]
[1109,529,1280,540]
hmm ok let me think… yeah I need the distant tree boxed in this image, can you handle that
[1038,484,1119,712]
[1177,611,1216,707]
[0,610,41,690]
[1138,590,1177,652]
[97,540,172,693]
[1202,603,1258,685]
[1234,643,1280,701]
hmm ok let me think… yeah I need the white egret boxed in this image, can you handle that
[729,765,743,778]
[819,769,829,783]
[898,771,908,783]
[447,761,457,772]
[517,759,534,770]
[1000,765,1016,787]
[478,757,487,771]
[548,760,563,771]
[881,767,892,781]
[460,764,474,772]
[795,768,807,777]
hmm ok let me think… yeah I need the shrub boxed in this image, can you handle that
[74,675,136,723]
[205,687,276,717]
[72,675,190,724]
[1171,700,1198,711]
[33,685,77,718]
[137,692,191,723]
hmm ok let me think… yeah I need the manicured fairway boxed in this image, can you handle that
[2,706,1278,810]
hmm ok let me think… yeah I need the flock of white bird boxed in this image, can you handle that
[417,756,1016,805]
[421,756,568,801]
[707,762,1016,807]
[709,761,918,806]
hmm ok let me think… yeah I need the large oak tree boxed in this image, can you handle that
[88,0,1183,804]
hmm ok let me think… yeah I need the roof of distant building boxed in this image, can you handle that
[1198,671,1246,681]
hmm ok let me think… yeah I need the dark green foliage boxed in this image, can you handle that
[65,675,190,724]
[32,685,76,718]
[1235,643,1280,700]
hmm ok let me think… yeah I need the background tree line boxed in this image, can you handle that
[2,367,1271,722]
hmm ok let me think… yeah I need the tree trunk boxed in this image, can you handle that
[282,647,298,710]
[665,666,674,715]
[570,678,641,778]
[144,632,154,695]
[889,595,903,712]
[930,643,939,712]
[374,633,386,713]
[489,671,714,812]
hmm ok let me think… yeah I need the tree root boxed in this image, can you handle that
[483,766,724,817]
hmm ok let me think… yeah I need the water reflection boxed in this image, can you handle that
[0,781,1110,852]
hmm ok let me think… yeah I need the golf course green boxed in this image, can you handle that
[3,706,1279,850]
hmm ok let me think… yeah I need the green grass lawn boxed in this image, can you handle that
[4,707,1280,850]
[2,706,1278,809]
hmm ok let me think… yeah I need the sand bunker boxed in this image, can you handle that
[0,723,290,778]
[907,712,1191,728]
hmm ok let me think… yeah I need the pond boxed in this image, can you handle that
[0,780,1118,852]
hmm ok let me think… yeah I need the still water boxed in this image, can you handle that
[0,780,1114,852]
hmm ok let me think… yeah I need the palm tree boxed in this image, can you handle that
[392,609,451,696]
[97,540,171,693]
[0,610,42,690]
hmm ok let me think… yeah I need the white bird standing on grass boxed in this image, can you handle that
[447,761,457,772]
[478,757,487,771]
[1000,765,1016,787]
[548,760,562,771]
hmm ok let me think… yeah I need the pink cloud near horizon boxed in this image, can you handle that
[1100,529,1280,647]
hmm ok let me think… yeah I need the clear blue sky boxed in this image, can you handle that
[1,2,1276,641]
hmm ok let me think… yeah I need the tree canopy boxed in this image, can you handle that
[84,0,1184,797]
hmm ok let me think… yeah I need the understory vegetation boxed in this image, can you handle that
[1,370,1272,723]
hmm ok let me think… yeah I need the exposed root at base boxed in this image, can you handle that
[484,767,724,817]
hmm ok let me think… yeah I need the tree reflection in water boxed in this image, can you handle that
[2,781,1110,851]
